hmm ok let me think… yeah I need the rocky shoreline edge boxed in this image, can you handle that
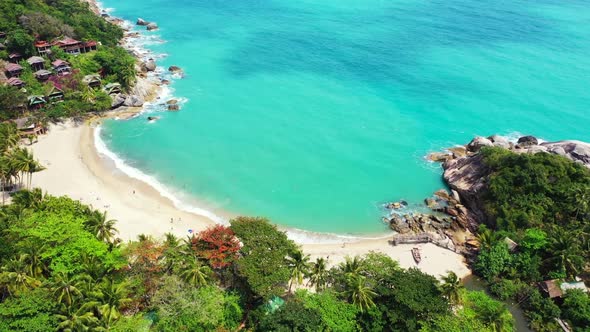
[383,134,590,254]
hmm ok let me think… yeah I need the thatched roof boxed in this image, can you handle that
[5,63,22,72]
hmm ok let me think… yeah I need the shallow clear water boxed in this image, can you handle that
[99,0,590,235]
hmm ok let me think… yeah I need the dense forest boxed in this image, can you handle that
[0,0,136,121]
[0,191,516,331]
[472,147,590,331]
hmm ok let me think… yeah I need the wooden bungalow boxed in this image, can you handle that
[27,95,47,109]
[6,77,25,88]
[34,69,52,81]
[26,56,45,71]
[8,52,23,63]
[103,82,122,95]
[52,59,71,76]
[5,63,23,77]
[83,74,102,88]
[34,41,53,55]
[46,86,64,102]
[539,279,563,299]
[13,118,45,137]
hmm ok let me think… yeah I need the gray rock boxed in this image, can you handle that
[146,23,158,31]
[168,104,180,111]
[166,99,178,105]
[168,65,182,73]
[448,146,468,158]
[143,59,156,72]
[517,135,538,147]
[489,135,511,149]
[467,136,494,152]
[427,152,452,162]
[526,145,548,154]
[124,95,144,107]
[136,18,149,26]
[111,94,126,109]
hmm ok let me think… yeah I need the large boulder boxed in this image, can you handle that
[142,59,156,72]
[489,135,511,149]
[168,66,182,73]
[466,136,493,152]
[146,23,159,31]
[124,95,144,107]
[517,135,538,147]
[111,94,126,109]
[136,18,149,26]
[427,152,452,162]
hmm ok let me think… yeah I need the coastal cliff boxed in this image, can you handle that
[438,136,590,232]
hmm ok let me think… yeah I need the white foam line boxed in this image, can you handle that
[94,126,228,225]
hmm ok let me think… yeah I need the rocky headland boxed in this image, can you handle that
[384,134,590,253]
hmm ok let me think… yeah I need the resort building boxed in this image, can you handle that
[103,82,122,95]
[26,56,45,71]
[539,278,588,299]
[13,118,46,137]
[5,63,23,77]
[27,95,47,109]
[52,59,71,76]
[46,86,64,102]
[35,37,98,55]
[83,74,102,88]
[34,69,52,81]
[6,77,25,88]
[8,52,22,63]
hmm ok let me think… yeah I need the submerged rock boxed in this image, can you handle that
[168,104,180,111]
[136,18,150,26]
[146,23,159,31]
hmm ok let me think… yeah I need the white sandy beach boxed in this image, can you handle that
[29,121,470,278]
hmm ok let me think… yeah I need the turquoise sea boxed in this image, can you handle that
[98,0,590,236]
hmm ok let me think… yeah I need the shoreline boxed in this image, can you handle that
[26,0,470,277]
[30,121,470,278]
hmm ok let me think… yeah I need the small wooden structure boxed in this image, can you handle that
[103,82,122,95]
[13,118,45,137]
[0,42,5,50]
[52,59,71,76]
[83,74,102,88]
[411,247,421,264]
[46,86,64,102]
[539,278,588,299]
[5,63,23,77]
[26,56,45,71]
[8,52,23,63]
[34,69,52,81]
[35,41,53,55]
[504,237,518,252]
[6,77,25,88]
[391,232,434,246]
[28,95,47,109]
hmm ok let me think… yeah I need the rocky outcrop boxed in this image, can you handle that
[136,18,149,26]
[141,59,156,72]
[111,94,126,109]
[124,95,144,107]
[146,23,158,31]
[429,135,590,232]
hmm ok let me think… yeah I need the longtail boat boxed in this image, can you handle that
[411,247,421,264]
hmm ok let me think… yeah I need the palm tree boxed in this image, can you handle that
[476,226,500,250]
[0,254,41,295]
[55,302,100,332]
[22,242,46,278]
[180,257,211,287]
[11,188,44,209]
[94,278,131,328]
[285,249,310,293]
[344,275,377,312]
[48,272,84,308]
[545,228,585,279]
[340,256,364,277]
[86,210,119,243]
[440,271,464,305]
[308,257,329,292]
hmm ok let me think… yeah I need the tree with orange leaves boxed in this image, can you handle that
[192,225,241,270]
